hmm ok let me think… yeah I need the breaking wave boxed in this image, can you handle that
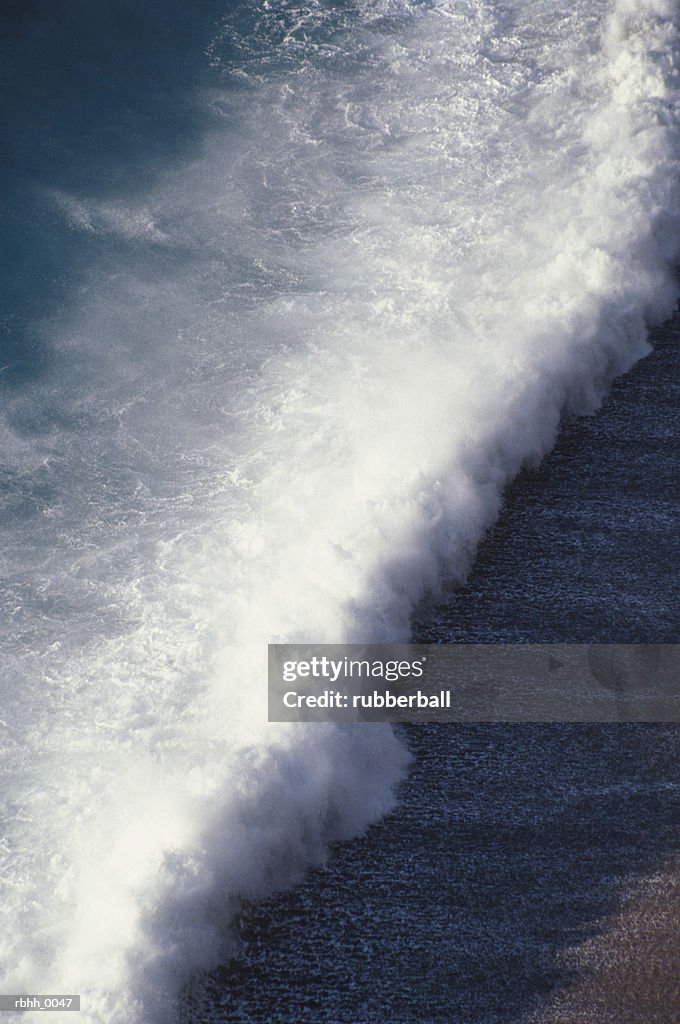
[1,0,678,1019]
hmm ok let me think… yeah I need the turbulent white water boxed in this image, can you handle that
[1,0,679,1019]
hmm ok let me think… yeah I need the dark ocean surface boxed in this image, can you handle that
[182,311,680,1023]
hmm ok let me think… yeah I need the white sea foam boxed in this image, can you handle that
[1,0,678,1019]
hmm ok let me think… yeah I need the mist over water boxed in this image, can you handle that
[1,1,679,1020]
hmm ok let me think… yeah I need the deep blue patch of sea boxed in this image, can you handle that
[182,312,680,1023]
[0,1,227,389]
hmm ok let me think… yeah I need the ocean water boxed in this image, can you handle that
[180,313,680,1024]
[1,1,679,1021]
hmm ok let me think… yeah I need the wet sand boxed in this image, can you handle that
[531,855,680,1024]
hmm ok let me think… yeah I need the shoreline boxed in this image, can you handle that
[186,310,680,1023]
[530,852,680,1024]
[413,308,680,645]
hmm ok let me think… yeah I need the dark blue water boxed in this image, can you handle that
[0,1,225,385]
